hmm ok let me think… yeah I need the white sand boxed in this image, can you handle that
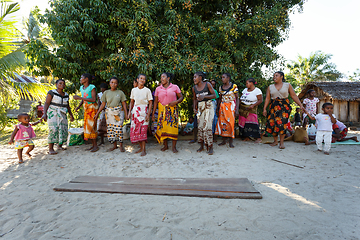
[1,132,360,239]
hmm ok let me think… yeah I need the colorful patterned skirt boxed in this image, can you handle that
[155,103,179,144]
[215,101,236,138]
[47,105,68,144]
[83,102,98,140]
[130,104,149,143]
[239,113,260,139]
[197,100,214,146]
[265,98,292,136]
[105,106,124,143]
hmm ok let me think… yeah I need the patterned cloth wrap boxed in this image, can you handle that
[265,98,292,136]
[130,105,149,143]
[197,100,215,146]
[155,103,179,144]
[105,106,125,143]
[83,102,98,140]
[47,105,68,145]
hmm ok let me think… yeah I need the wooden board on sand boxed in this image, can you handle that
[54,176,262,199]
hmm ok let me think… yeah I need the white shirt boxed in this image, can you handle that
[240,87,262,105]
[315,113,336,131]
[130,87,153,106]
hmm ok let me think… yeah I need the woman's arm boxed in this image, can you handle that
[248,94,263,110]
[263,87,271,117]
[289,84,305,111]
[122,101,128,120]
[67,99,74,122]
[41,93,53,121]
[74,100,83,112]
[127,99,134,120]
[152,96,159,122]
[192,87,198,114]
[146,100,153,122]
[168,92,184,107]
[94,101,106,120]
[73,88,97,103]
[196,82,216,101]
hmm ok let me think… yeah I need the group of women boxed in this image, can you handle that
[40,71,305,156]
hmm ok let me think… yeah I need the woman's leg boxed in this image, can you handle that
[229,137,234,148]
[90,139,99,152]
[172,140,178,153]
[208,144,214,155]
[279,134,285,149]
[49,143,57,154]
[161,139,169,151]
[197,141,204,152]
[119,142,125,152]
[270,135,278,146]
[140,141,146,156]
[108,141,117,151]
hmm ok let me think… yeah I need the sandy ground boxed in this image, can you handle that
[0,131,360,240]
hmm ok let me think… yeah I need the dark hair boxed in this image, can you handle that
[275,71,285,82]
[222,73,231,80]
[109,77,119,85]
[17,113,29,120]
[246,78,257,85]
[195,72,206,81]
[322,102,333,108]
[137,74,147,81]
[162,72,174,82]
[100,82,108,89]
[82,73,94,82]
[55,79,65,84]
[296,107,300,110]
[307,89,315,94]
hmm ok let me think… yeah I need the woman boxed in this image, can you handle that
[94,77,128,152]
[41,79,74,154]
[239,78,263,143]
[263,71,305,149]
[152,72,183,153]
[74,73,99,152]
[192,72,216,155]
[127,74,153,156]
[215,73,239,148]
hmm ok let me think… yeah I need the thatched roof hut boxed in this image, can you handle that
[298,82,360,123]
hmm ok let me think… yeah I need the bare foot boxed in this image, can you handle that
[279,144,285,149]
[141,151,146,156]
[270,142,278,147]
[107,146,118,152]
[324,151,330,155]
[197,146,204,152]
[207,148,214,155]
[119,146,125,152]
[172,148,178,153]
[18,160,24,164]
[49,150,58,155]
[86,146,94,151]
[90,147,99,152]
[161,146,169,151]
[242,137,250,141]
[229,143,235,148]
[189,139,197,144]
[98,142,103,146]
[25,152,32,158]
[218,141,226,146]
[135,148,142,154]
[317,149,322,152]
[304,137,310,145]
[254,138,262,144]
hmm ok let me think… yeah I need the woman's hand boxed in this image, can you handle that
[70,115,75,122]
[73,95,81,100]
[93,113,98,121]
[263,109,267,117]
[145,114,150,122]
[247,104,254,110]
[151,115,155,122]
[196,95,205,101]
[168,101,177,107]
[40,114,47,122]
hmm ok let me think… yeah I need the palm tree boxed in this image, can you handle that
[286,51,343,88]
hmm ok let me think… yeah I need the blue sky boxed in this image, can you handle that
[17,0,359,77]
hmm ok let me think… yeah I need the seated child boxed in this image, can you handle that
[305,103,336,155]
[8,113,41,163]
[182,117,194,136]
[332,120,358,142]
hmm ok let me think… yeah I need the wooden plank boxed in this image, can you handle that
[349,101,359,122]
[71,176,250,186]
[54,182,262,199]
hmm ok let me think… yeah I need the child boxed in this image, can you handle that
[8,113,41,163]
[127,74,153,156]
[182,117,194,136]
[294,108,302,126]
[302,89,319,127]
[332,120,358,142]
[306,103,336,155]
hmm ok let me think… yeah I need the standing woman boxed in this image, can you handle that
[41,79,74,154]
[263,71,305,149]
[152,72,183,153]
[74,73,99,152]
[239,78,263,143]
[94,77,128,152]
[192,72,216,155]
[127,74,153,156]
[215,73,239,148]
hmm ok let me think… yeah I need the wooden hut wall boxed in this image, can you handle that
[332,100,340,120]
[338,100,348,122]
[349,101,359,122]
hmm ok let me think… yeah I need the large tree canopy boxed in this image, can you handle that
[26,0,304,114]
